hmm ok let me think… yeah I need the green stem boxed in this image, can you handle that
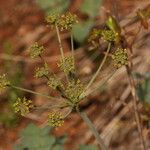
[86,43,111,91]
[55,24,65,59]
[79,70,116,104]
[71,33,75,65]
[39,55,57,79]
[10,85,59,100]
[55,24,69,82]
[85,70,116,97]
[76,107,108,150]
[63,108,72,119]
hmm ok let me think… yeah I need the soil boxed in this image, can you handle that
[0,0,150,150]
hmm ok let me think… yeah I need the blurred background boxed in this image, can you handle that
[0,0,150,150]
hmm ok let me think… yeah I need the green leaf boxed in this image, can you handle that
[72,20,94,43]
[78,144,98,150]
[36,0,70,14]
[13,123,66,150]
[52,145,64,150]
[13,123,55,150]
[137,74,150,106]
[80,0,102,18]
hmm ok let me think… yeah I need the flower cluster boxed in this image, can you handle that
[88,28,118,49]
[58,12,78,31]
[64,79,85,105]
[45,13,60,26]
[29,42,44,58]
[88,29,102,42]
[48,112,64,127]
[13,97,33,116]
[101,30,118,42]
[35,63,49,78]
[88,29,102,48]
[0,74,10,92]
[46,12,78,31]
[112,48,128,68]
[58,56,75,74]
[47,76,63,90]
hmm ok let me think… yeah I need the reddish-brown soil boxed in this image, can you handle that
[0,0,150,150]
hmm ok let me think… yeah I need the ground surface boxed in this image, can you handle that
[0,0,150,150]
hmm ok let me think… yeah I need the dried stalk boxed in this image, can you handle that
[126,65,146,150]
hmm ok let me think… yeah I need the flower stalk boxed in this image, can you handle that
[71,33,75,66]
[86,43,111,90]
[10,85,58,100]
[55,24,65,59]
[76,107,108,150]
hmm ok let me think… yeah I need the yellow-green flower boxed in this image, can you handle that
[58,56,75,74]
[35,63,49,78]
[0,74,10,92]
[64,79,85,105]
[88,28,102,42]
[101,30,118,42]
[58,12,78,31]
[29,42,44,58]
[48,112,64,127]
[47,76,63,90]
[13,97,33,116]
[45,13,60,26]
[112,48,128,68]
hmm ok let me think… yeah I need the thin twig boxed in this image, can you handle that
[55,24,70,82]
[55,24,65,59]
[86,43,111,91]
[126,66,146,150]
[10,85,59,100]
[123,12,146,149]
[63,108,72,119]
[71,33,75,65]
[110,2,146,147]
[85,70,116,97]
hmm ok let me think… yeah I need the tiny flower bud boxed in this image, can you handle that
[58,12,78,31]
[45,13,60,26]
[58,56,75,74]
[88,29,102,43]
[29,42,44,58]
[35,63,49,78]
[13,97,33,116]
[0,74,10,92]
[48,112,64,127]
[47,76,63,90]
[112,48,128,68]
[101,30,118,42]
[64,79,85,104]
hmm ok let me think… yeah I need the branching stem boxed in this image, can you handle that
[86,70,116,97]
[55,24,65,59]
[86,43,111,90]
[10,85,59,100]
[71,33,75,65]
[55,24,69,82]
